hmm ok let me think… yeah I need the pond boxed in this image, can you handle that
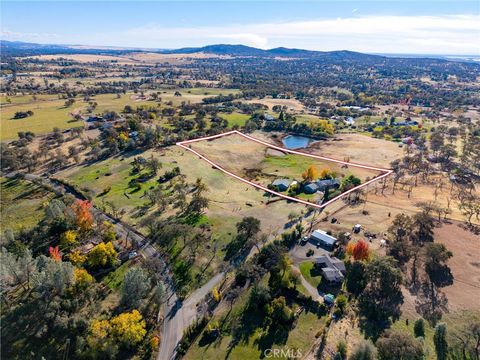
[282,135,315,149]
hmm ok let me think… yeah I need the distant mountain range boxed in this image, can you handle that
[1,40,477,63]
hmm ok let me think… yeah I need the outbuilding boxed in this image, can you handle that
[310,230,337,249]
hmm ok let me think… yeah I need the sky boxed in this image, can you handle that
[1,1,480,55]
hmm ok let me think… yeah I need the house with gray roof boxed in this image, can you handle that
[315,255,346,284]
[272,179,290,191]
[304,183,319,194]
[315,179,340,192]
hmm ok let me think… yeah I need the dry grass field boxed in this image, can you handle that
[188,132,385,195]
[27,52,232,65]
[57,144,307,281]
[245,97,305,111]
[308,133,405,167]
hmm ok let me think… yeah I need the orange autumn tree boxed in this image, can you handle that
[302,165,319,182]
[71,200,94,232]
[49,246,62,261]
[347,239,370,261]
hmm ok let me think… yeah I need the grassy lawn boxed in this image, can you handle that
[0,94,60,106]
[102,261,131,290]
[0,92,163,140]
[263,154,346,180]
[295,114,327,124]
[299,261,322,288]
[0,98,83,140]
[0,177,55,232]
[56,152,159,213]
[87,93,156,114]
[221,112,250,127]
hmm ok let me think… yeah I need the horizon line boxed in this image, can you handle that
[2,39,479,58]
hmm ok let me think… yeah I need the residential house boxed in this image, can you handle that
[304,183,319,194]
[315,179,340,192]
[272,179,290,191]
[315,254,346,284]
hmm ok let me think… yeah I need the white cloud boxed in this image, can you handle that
[121,14,480,54]
[2,14,479,55]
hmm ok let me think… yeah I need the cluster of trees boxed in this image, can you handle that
[387,210,453,324]
[13,110,34,119]
[200,224,307,351]
[0,184,165,358]
[388,124,479,225]
[137,177,211,296]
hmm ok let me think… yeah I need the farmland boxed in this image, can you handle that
[0,176,56,232]
[1,34,479,360]
[0,88,241,140]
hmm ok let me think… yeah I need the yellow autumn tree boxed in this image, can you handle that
[69,250,86,266]
[60,230,78,248]
[119,132,129,143]
[319,168,337,180]
[87,319,112,352]
[74,268,94,289]
[150,335,160,350]
[110,310,147,346]
[212,287,221,302]
[302,165,319,182]
[87,242,118,268]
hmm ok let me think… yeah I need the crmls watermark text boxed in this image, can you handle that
[264,348,303,358]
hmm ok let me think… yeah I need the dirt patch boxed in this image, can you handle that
[434,221,480,311]
[266,148,286,157]
[310,133,404,168]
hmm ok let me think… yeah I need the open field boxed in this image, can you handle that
[309,133,405,168]
[0,98,83,140]
[0,176,55,232]
[56,145,307,283]
[186,131,388,208]
[0,88,239,140]
[246,97,305,111]
[221,112,251,127]
[395,221,480,314]
[27,52,233,65]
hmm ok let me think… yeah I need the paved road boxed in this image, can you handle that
[158,272,224,360]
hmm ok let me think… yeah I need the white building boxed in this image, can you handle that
[310,230,337,249]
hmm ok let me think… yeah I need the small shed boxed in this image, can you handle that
[324,294,335,305]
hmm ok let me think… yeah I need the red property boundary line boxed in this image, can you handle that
[176,130,393,209]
